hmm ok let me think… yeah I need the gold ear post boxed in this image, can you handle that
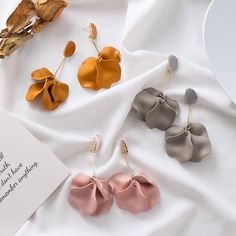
[120,140,133,176]
[83,23,100,54]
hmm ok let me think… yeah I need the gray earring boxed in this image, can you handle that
[132,55,179,130]
[165,89,211,162]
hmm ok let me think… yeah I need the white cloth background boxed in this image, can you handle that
[1,0,236,235]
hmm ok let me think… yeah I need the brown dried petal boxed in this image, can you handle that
[7,0,35,33]
[0,29,9,38]
[0,32,33,59]
[64,41,76,57]
[31,67,55,81]
[35,0,68,22]
[32,19,48,33]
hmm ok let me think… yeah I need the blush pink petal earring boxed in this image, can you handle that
[69,135,113,216]
[109,140,160,214]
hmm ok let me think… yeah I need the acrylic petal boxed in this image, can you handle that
[115,180,147,213]
[165,126,194,162]
[134,174,160,210]
[25,81,46,101]
[145,99,177,130]
[100,47,121,61]
[69,174,113,216]
[78,57,100,90]
[109,173,160,214]
[31,67,55,81]
[96,59,121,89]
[51,81,69,103]
[132,89,159,121]
[42,80,60,110]
[190,123,211,162]
[109,173,132,194]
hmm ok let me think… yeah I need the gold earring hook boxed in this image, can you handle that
[89,135,101,177]
[120,140,133,176]
[83,23,100,54]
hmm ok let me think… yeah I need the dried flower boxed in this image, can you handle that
[0,0,68,59]
[35,0,68,22]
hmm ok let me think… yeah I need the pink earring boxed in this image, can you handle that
[109,140,161,214]
[69,135,113,216]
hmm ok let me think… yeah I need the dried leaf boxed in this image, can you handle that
[32,19,48,33]
[35,0,68,22]
[31,67,55,81]
[0,32,32,59]
[64,41,76,57]
[7,0,35,33]
[89,23,97,40]
[0,29,9,38]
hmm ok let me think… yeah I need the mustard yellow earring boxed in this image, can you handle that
[26,41,76,111]
[78,23,121,90]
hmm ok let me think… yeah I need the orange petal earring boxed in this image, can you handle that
[69,135,113,216]
[78,23,121,90]
[26,41,76,111]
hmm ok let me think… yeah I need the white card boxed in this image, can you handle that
[0,111,70,236]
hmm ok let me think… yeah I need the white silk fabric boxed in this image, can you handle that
[0,0,236,235]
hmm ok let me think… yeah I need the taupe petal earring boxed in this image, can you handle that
[132,55,179,130]
[165,89,211,162]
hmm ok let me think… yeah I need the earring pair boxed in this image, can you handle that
[132,56,211,162]
[69,136,160,216]
[26,23,122,111]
